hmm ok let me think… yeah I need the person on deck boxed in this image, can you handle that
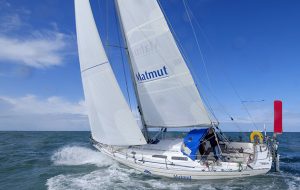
[205,128,222,161]
[198,141,210,161]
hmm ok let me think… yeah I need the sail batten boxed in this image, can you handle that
[81,61,108,73]
[116,0,212,128]
[75,0,146,145]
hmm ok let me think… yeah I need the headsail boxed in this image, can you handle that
[115,0,211,127]
[75,0,146,145]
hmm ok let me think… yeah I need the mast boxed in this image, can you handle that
[114,0,149,141]
[74,0,146,145]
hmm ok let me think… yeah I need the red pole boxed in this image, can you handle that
[274,100,282,134]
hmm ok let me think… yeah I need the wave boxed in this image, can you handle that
[281,156,300,164]
[46,165,206,190]
[47,164,144,190]
[51,145,114,167]
[47,167,300,190]
[46,165,281,190]
[267,172,300,190]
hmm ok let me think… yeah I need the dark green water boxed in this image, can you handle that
[0,131,299,190]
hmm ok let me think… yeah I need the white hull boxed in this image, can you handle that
[92,139,272,180]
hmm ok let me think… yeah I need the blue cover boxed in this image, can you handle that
[181,128,208,160]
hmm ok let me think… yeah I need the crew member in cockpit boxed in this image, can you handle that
[205,128,221,161]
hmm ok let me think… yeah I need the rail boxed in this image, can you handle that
[90,138,270,172]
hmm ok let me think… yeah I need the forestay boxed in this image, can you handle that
[115,0,211,127]
[75,0,146,145]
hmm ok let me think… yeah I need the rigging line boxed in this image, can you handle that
[113,0,132,111]
[182,0,214,97]
[105,0,109,45]
[183,1,257,136]
[178,1,239,131]
[96,0,102,21]
[104,44,127,49]
[197,73,247,136]
[179,0,218,122]
[97,0,132,112]
[103,0,111,60]
[185,2,214,52]
[224,73,259,130]
[157,0,217,123]
[97,0,111,59]
[195,71,248,138]
[182,3,232,125]
[200,90,218,123]
[183,1,251,135]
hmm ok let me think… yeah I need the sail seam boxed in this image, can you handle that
[81,61,108,73]
[127,16,164,35]
[136,75,169,84]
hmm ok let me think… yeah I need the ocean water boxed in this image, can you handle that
[0,131,299,190]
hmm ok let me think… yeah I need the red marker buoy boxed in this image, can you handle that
[274,100,282,134]
[273,100,282,172]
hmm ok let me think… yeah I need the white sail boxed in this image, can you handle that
[115,0,211,127]
[75,0,146,145]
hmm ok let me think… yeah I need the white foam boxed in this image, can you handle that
[49,146,186,190]
[46,162,255,190]
[51,146,114,167]
[47,163,215,190]
[268,171,300,190]
[286,175,300,190]
[47,164,140,190]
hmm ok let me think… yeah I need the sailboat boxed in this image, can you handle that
[74,0,281,180]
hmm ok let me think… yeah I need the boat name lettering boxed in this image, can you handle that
[136,66,168,83]
[259,162,269,165]
[173,174,192,180]
[132,41,158,57]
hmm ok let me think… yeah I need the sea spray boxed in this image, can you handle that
[51,145,114,167]
[47,164,202,190]
[47,165,143,190]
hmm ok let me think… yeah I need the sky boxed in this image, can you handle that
[0,0,299,132]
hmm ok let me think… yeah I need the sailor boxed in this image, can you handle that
[199,142,206,156]
[205,128,222,161]
[198,141,210,161]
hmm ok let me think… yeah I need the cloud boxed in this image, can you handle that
[0,2,74,69]
[0,0,12,9]
[0,95,89,131]
[0,32,71,68]
[0,13,22,32]
[0,1,31,33]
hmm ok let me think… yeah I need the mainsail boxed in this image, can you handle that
[75,0,146,145]
[115,0,212,127]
